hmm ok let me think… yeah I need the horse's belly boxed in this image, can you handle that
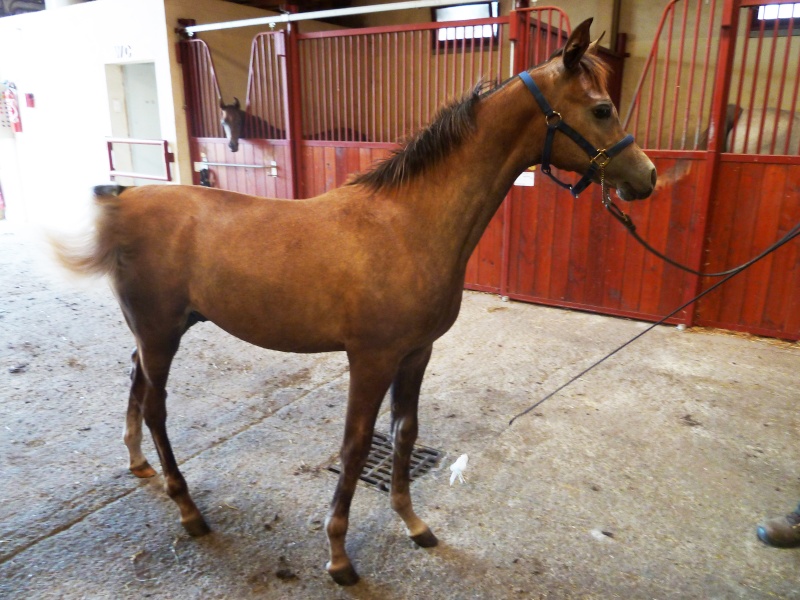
[198,302,347,354]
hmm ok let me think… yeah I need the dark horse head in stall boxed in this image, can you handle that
[220,97,245,153]
[219,97,286,152]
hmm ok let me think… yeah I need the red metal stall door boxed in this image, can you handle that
[695,0,800,340]
[181,35,294,198]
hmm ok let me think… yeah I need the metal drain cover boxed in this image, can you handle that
[327,431,443,493]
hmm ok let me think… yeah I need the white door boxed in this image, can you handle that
[106,62,162,185]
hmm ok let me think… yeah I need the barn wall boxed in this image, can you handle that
[0,0,173,228]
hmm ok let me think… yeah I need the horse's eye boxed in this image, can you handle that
[593,105,612,120]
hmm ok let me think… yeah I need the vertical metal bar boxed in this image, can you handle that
[195,46,207,136]
[315,39,323,138]
[416,30,422,131]
[643,14,661,148]
[268,35,279,136]
[404,31,408,135]
[394,32,400,140]
[277,34,287,137]
[395,31,401,140]
[313,38,330,139]
[300,38,307,138]
[458,27,465,93]
[694,0,718,149]
[757,15,781,153]
[426,29,433,124]
[201,47,213,137]
[337,36,343,141]
[468,25,475,87]
[368,35,375,142]
[348,35,354,142]
[490,17,503,81]
[255,36,265,138]
[772,15,794,154]
[729,7,752,152]
[668,0,689,149]
[487,18,494,87]
[285,25,303,198]
[256,36,266,137]
[444,27,450,102]
[356,35,363,141]
[247,36,257,138]
[333,35,338,139]
[323,37,331,138]
[497,20,504,85]
[743,12,767,152]
[379,33,385,141]
[656,4,675,148]
[783,16,800,154]
[683,0,703,149]
[186,44,198,137]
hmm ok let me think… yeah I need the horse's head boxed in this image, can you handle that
[532,19,656,201]
[220,97,245,153]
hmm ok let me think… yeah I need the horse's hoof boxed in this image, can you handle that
[182,516,211,537]
[130,462,157,478]
[410,528,438,548]
[327,563,360,586]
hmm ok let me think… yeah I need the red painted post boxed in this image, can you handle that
[687,0,743,324]
[285,25,303,199]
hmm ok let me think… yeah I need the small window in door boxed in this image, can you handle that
[750,3,800,36]
[433,2,499,51]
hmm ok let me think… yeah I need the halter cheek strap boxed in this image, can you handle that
[518,71,634,198]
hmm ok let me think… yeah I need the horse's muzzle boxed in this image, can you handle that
[617,166,657,201]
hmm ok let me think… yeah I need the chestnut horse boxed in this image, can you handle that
[56,20,655,585]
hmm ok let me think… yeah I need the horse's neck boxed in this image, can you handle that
[409,80,543,268]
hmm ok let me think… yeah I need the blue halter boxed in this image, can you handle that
[518,70,634,198]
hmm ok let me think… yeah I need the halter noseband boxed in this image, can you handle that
[518,71,634,198]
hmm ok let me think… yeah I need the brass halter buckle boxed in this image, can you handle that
[591,150,612,168]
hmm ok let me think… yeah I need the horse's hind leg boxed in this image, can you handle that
[137,334,209,537]
[326,351,397,586]
[390,345,437,547]
[124,348,157,478]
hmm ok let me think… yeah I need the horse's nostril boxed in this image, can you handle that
[650,168,657,187]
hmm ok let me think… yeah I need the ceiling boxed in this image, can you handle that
[0,1,359,21]
[226,1,355,10]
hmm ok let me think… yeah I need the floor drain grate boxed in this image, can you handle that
[327,431,444,493]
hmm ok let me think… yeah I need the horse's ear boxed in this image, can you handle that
[219,98,226,109]
[563,18,593,70]
[234,97,241,109]
[588,31,605,55]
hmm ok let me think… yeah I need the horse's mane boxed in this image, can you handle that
[349,82,491,191]
[350,51,609,192]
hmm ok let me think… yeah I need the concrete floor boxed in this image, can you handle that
[1,221,799,599]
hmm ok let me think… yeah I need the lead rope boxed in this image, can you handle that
[508,165,800,426]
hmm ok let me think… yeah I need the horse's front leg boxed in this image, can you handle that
[326,351,397,586]
[390,345,438,547]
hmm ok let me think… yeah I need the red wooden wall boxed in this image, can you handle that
[696,158,800,337]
